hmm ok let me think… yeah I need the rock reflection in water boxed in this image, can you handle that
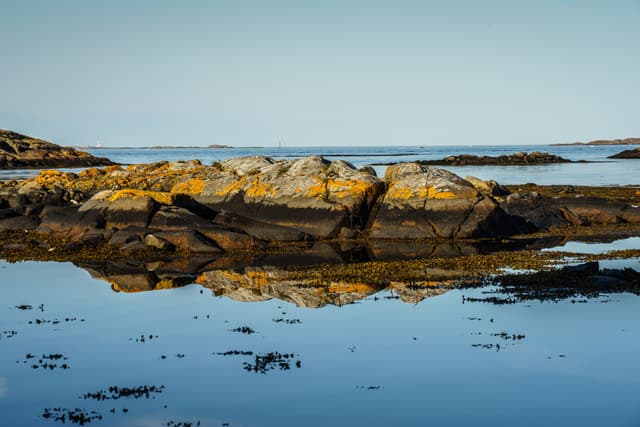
[76,236,639,307]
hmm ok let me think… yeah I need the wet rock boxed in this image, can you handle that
[143,234,174,250]
[152,230,222,253]
[554,197,632,225]
[212,210,310,242]
[36,205,105,238]
[0,215,39,231]
[500,192,569,230]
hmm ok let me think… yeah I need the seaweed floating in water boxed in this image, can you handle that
[243,352,302,374]
[21,353,70,370]
[42,407,102,425]
[230,326,256,334]
[81,385,165,400]
[465,262,640,304]
[164,421,201,427]
[272,318,302,324]
[215,350,254,356]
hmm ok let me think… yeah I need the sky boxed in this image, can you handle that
[1,0,639,147]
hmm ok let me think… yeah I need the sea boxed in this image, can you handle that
[1,143,639,185]
[1,144,639,427]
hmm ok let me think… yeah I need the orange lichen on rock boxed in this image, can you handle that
[387,184,459,200]
[215,178,246,197]
[327,178,374,199]
[245,179,277,198]
[107,189,176,205]
[246,271,271,286]
[327,282,376,294]
[171,178,206,194]
[306,178,327,198]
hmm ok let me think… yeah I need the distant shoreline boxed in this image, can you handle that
[552,138,640,146]
[73,145,241,150]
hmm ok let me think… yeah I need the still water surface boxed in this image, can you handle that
[1,144,639,185]
[1,252,639,427]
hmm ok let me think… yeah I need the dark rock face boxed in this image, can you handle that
[609,148,640,159]
[0,129,115,169]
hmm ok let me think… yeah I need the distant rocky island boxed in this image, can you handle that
[552,137,640,146]
[373,151,576,166]
[609,147,640,159]
[0,130,115,169]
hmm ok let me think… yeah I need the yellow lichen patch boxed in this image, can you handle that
[425,187,458,199]
[246,271,271,286]
[387,184,459,200]
[327,179,372,199]
[245,179,276,198]
[194,273,208,285]
[328,282,376,294]
[107,189,176,205]
[171,178,205,194]
[386,184,417,200]
[79,168,105,178]
[306,178,327,198]
[220,270,250,285]
[215,178,246,197]
[154,279,177,290]
[34,170,75,188]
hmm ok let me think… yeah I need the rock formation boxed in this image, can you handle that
[0,156,638,255]
[609,147,640,159]
[0,129,115,168]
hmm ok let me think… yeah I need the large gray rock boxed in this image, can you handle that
[367,163,524,239]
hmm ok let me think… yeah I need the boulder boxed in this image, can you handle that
[188,156,384,239]
[368,163,523,239]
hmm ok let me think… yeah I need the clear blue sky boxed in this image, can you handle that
[1,0,639,147]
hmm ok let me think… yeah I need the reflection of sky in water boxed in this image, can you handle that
[0,260,639,426]
[543,237,640,254]
[0,377,7,399]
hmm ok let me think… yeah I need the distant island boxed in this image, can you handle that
[75,144,234,149]
[552,137,640,146]
[371,151,578,166]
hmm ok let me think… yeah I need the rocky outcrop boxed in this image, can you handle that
[373,151,574,166]
[0,129,115,169]
[0,157,638,253]
[609,148,640,159]
[368,164,529,239]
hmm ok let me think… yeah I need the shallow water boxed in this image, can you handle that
[1,252,640,427]
[2,144,639,185]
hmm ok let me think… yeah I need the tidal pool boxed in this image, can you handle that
[1,259,640,427]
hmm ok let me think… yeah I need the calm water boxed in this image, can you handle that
[2,144,639,185]
[1,245,640,426]
[1,145,640,426]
